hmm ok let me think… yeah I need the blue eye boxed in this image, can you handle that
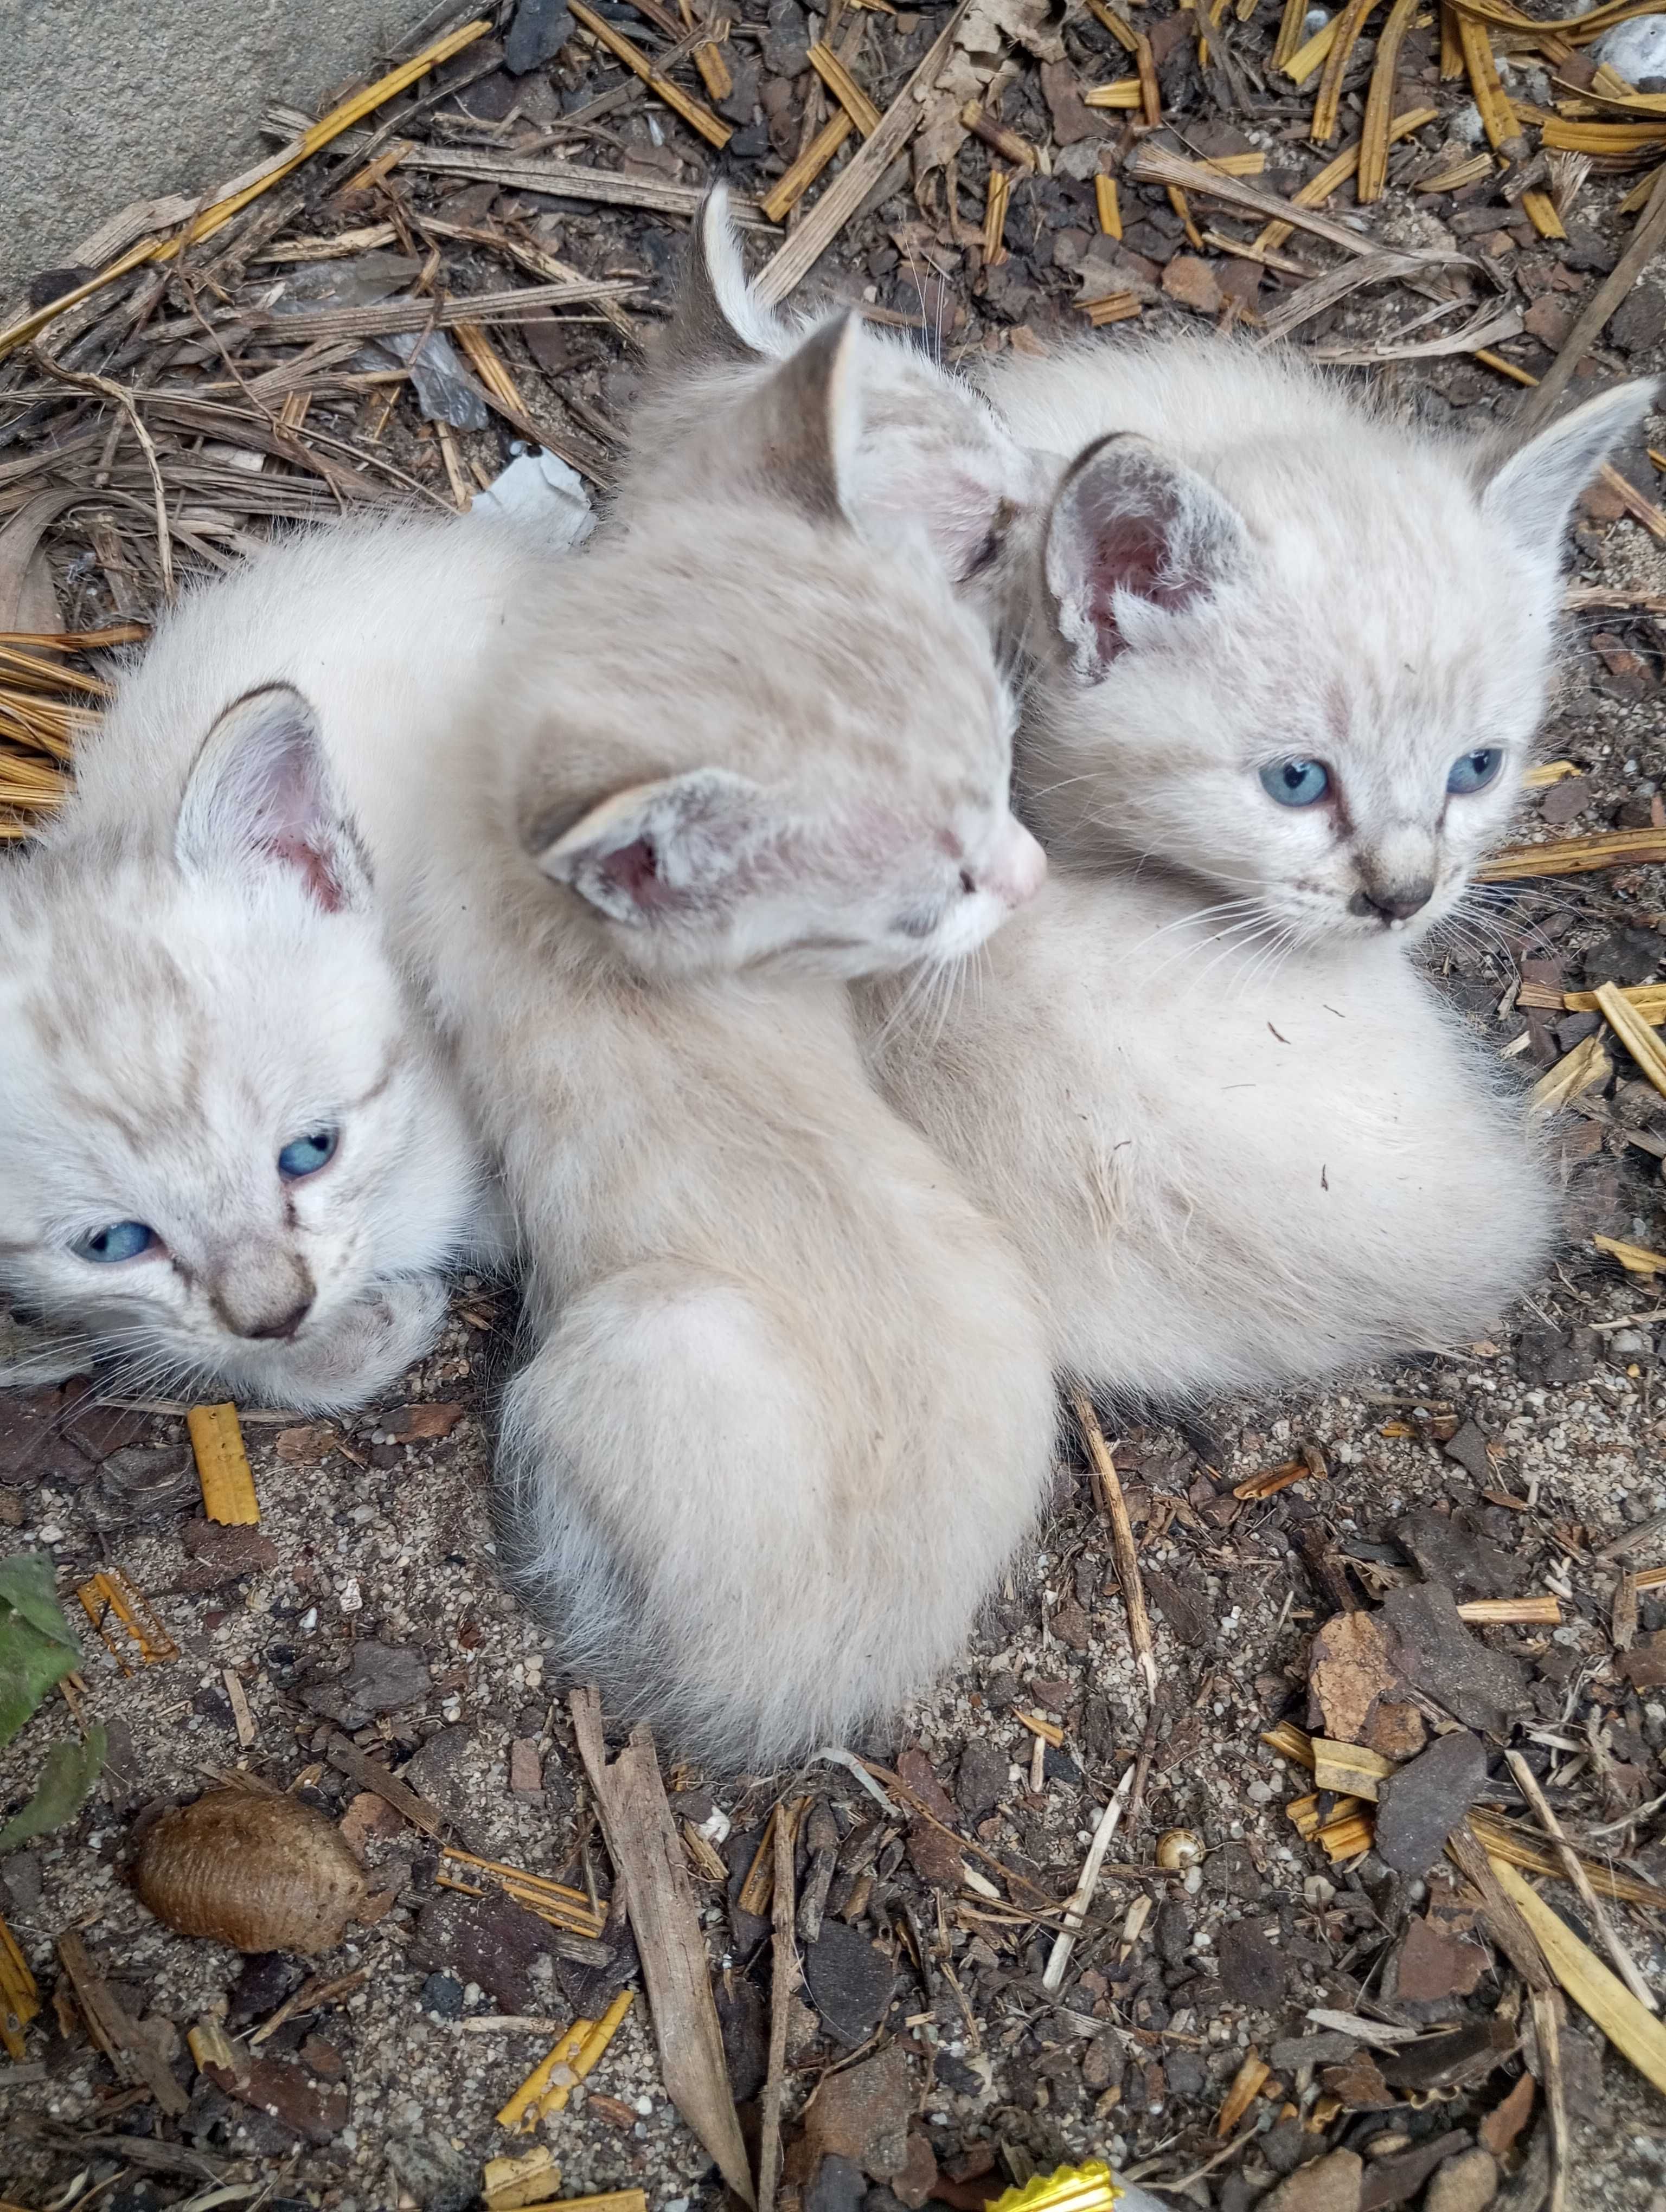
[278,1127,338,1180]
[72,1220,155,1265]
[1447,747,1502,795]
[1260,759,1330,807]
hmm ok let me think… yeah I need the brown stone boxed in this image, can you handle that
[892,2131,938,2209]
[1161,254,1223,315]
[1523,296,1575,349]
[382,1401,464,1440]
[803,2045,915,2180]
[1264,2150,1363,2212]
[206,2055,349,2144]
[1424,2149,1499,2212]
[509,1738,543,1796]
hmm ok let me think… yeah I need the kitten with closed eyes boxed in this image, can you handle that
[384,315,1058,1768]
[678,208,1652,1394]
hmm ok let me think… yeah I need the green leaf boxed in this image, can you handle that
[0,1723,106,1853]
[0,1552,84,1747]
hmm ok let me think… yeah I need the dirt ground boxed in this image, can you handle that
[4,1,1666,2208]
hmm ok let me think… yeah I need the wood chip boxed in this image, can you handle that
[326,1733,450,1844]
[57,1931,188,2114]
[483,2146,565,2209]
[1095,173,1122,236]
[1217,2048,1270,2135]
[436,1845,605,1937]
[188,1403,259,1525]
[1456,1596,1563,1624]
[570,1689,754,2204]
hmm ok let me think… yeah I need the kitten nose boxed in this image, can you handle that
[212,1250,316,1341]
[1354,879,1434,926]
[242,1293,315,1342]
[985,819,1048,910]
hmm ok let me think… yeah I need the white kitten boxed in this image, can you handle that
[0,715,490,1411]
[861,352,1654,1397]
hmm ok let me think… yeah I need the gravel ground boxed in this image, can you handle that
[4,1,1666,2207]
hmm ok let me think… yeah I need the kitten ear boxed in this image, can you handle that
[175,684,370,913]
[1042,432,1248,681]
[1477,377,1658,556]
[728,312,864,524]
[533,768,772,924]
[663,185,790,371]
[860,407,1050,587]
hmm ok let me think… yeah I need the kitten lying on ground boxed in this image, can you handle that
[22,308,1057,1764]
[869,346,1653,1400]
[679,195,1654,1397]
[0,530,526,1408]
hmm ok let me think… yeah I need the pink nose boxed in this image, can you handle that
[988,818,1047,909]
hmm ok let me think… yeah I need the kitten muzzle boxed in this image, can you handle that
[985,819,1047,911]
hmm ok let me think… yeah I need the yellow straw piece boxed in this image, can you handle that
[1490,1857,1666,2097]
[187,1403,260,1526]
[497,2021,591,2132]
[534,1988,635,2120]
[0,1915,41,2061]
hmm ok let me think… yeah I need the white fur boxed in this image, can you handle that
[0,522,530,1409]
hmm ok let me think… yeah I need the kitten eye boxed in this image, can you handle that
[72,1220,155,1265]
[1260,759,1330,807]
[1447,747,1503,795]
[959,869,977,896]
[278,1127,338,1180]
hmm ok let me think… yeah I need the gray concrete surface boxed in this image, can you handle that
[0,0,432,302]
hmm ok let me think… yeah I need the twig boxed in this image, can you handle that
[758,1798,799,2212]
[1073,1392,1157,1707]
[1517,161,1666,428]
[30,351,174,599]
[1532,1984,1569,2212]
[1506,1751,1658,2014]
[1041,1763,1135,1994]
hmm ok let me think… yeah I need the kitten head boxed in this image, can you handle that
[1027,361,1656,946]
[623,187,1048,609]
[0,689,477,1398]
[523,307,1045,981]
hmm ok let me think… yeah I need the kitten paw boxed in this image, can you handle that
[213,1277,452,1412]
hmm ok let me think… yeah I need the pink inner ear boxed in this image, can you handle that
[268,834,348,914]
[599,835,668,909]
[1088,510,1203,658]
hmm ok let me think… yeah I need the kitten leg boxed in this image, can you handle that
[207,1274,453,1413]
